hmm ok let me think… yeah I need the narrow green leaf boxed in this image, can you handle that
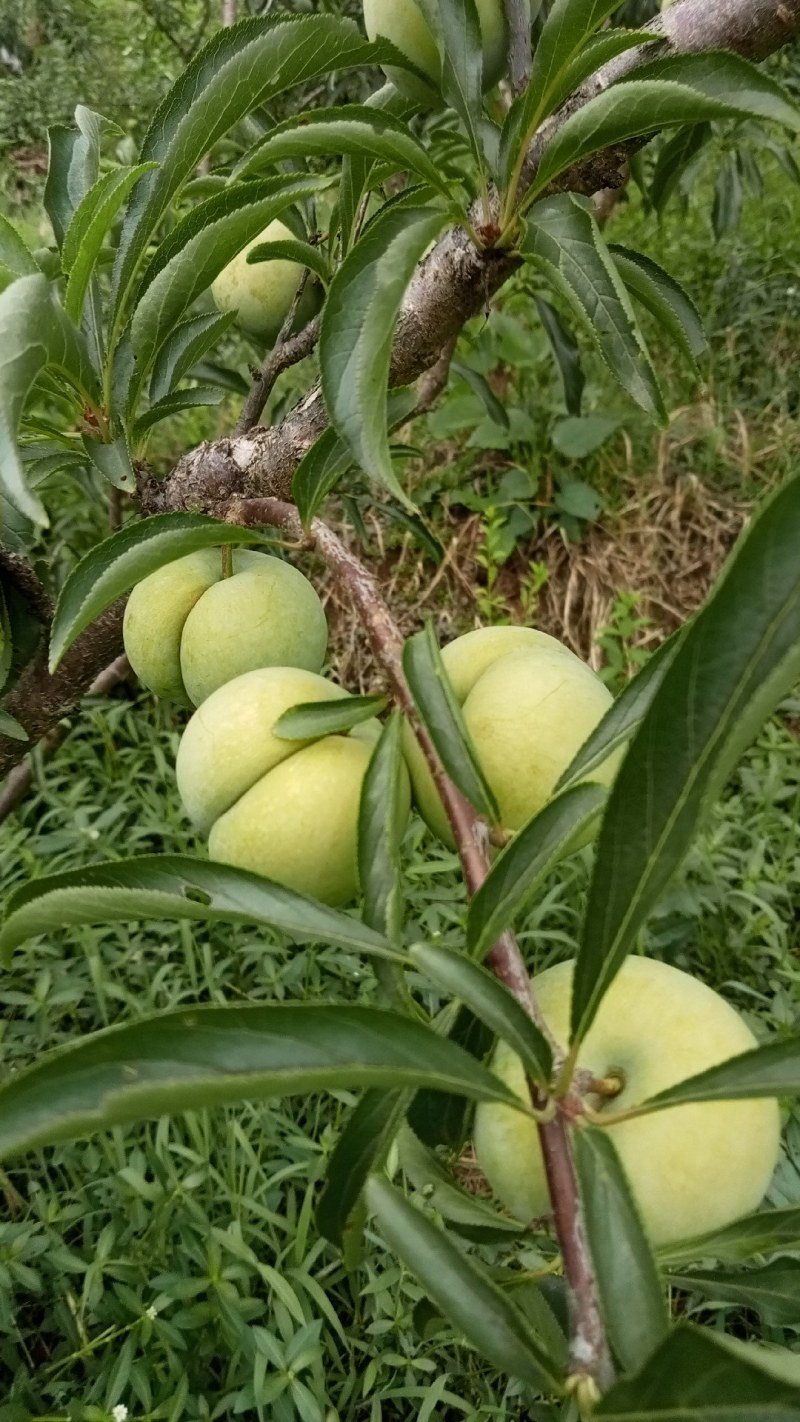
[402,623,500,823]
[669,1260,800,1327]
[358,714,406,948]
[451,358,509,428]
[636,1035,800,1112]
[572,471,800,1042]
[595,1323,800,1420]
[574,1128,668,1374]
[0,1004,522,1163]
[536,295,585,416]
[317,1089,408,1249]
[658,1206,800,1269]
[247,238,329,285]
[650,122,711,216]
[409,942,553,1086]
[234,105,450,196]
[293,387,417,526]
[534,54,800,195]
[320,205,447,508]
[0,216,39,277]
[275,695,387,742]
[62,164,158,323]
[149,312,236,405]
[0,855,400,966]
[610,245,707,371]
[0,274,100,526]
[557,631,681,791]
[337,84,415,257]
[407,1002,493,1151]
[81,433,136,493]
[111,15,377,321]
[45,107,120,247]
[467,783,607,959]
[0,710,29,741]
[130,177,329,376]
[417,0,488,170]
[47,513,264,671]
[522,196,666,422]
[365,1175,564,1392]
[549,29,664,113]
[398,1124,524,1241]
[133,386,226,438]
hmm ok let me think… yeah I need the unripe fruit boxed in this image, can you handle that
[211,219,321,342]
[474,957,781,1248]
[176,666,411,905]
[123,550,327,706]
[363,0,528,105]
[404,627,616,846]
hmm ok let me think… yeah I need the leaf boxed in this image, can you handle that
[0,216,39,278]
[610,245,707,371]
[62,164,158,324]
[317,1088,408,1249]
[358,714,406,945]
[409,942,553,1086]
[0,1003,523,1163]
[649,122,711,216]
[407,1003,493,1151]
[574,1128,668,1374]
[669,1260,800,1327]
[0,710,29,741]
[0,274,100,525]
[595,1323,800,1420]
[557,631,681,791]
[48,513,265,671]
[133,386,226,439]
[522,196,666,422]
[635,1035,800,1113]
[467,783,607,959]
[81,433,136,493]
[149,311,236,404]
[0,855,401,967]
[275,695,387,742]
[320,205,447,509]
[712,151,743,239]
[533,53,800,195]
[416,0,488,171]
[45,106,120,247]
[111,15,377,322]
[129,177,329,377]
[451,359,509,429]
[398,1124,524,1241]
[536,295,585,416]
[233,105,449,196]
[555,477,603,521]
[247,238,329,285]
[551,414,619,459]
[293,387,417,526]
[402,623,500,823]
[658,1206,800,1269]
[571,471,800,1042]
[549,29,664,113]
[337,84,416,257]
[365,1176,564,1392]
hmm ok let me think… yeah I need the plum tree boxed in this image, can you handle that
[123,550,328,705]
[362,0,528,104]
[211,218,321,342]
[474,957,782,1248]
[404,627,617,845]
[176,666,411,905]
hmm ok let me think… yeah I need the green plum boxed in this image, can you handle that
[362,0,529,104]
[211,218,321,342]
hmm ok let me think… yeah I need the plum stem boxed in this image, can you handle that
[226,494,615,1393]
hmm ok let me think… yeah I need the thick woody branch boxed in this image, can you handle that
[505,0,532,96]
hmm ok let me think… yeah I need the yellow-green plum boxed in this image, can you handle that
[362,0,528,104]
[179,556,328,706]
[404,627,615,846]
[176,666,410,906]
[474,957,781,1248]
[123,548,262,702]
[211,219,321,342]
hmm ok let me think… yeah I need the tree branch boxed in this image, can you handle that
[234,299,320,435]
[504,0,532,96]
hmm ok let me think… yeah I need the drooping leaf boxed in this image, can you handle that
[0,855,399,966]
[275,695,388,742]
[634,1035,800,1112]
[409,942,553,1086]
[536,295,585,416]
[0,1004,523,1162]
[398,1124,524,1241]
[320,205,448,508]
[0,216,40,278]
[0,274,100,525]
[149,311,237,404]
[110,15,379,321]
[62,164,157,324]
[45,106,121,247]
[0,710,29,741]
[407,1002,493,1151]
[451,358,509,428]
[416,0,489,171]
[47,513,265,670]
[233,105,449,196]
[247,238,329,286]
[402,622,499,823]
[358,714,406,941]
[365,1175,564,1392]
[610,245,707,372]
[81,432,136,493]
[574,1128,668,1374]
[293,387,417,526]
[337,84,416,257]
[669,1260,800,1327]
[658,1206,800,1269]
[317,1088,408,1249]
[467,783,607,958]
[595,1323,800,1419]
[649,122,711,216]
[522,196,666,422]
[572,471,800,1042]
[133,386,226,439]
